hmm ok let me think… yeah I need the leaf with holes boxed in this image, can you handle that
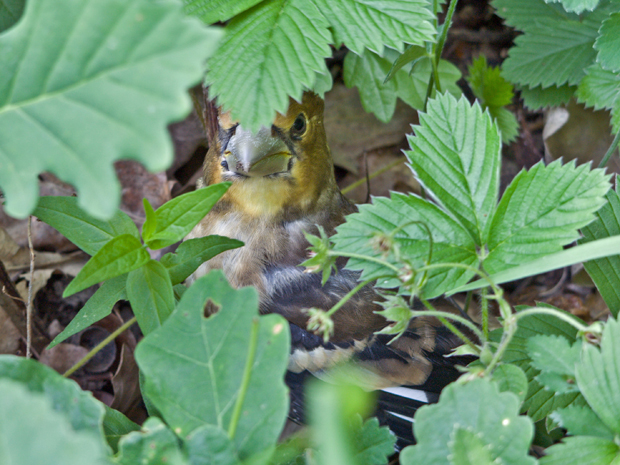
[0,0,221,219]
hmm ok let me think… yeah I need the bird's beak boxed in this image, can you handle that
[223,125,292,177]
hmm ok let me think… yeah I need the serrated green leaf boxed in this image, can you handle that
[183,0,263,24]
[147,183,230,249]
[581,187,620,316]
[353,417,396,465]
[161,235,243,285]
[64,234,150,297]
[205,0,331,132]
[576,63,620,113]
[400,379,536,465]
[449,428,494,465]
[527,335,580,379]
[576,318,620,434]
[544,0,600,14]
[49,274,127,349]
[135,270,289,460]
[540,436,620,465]
[484,159,610,274]
[551,406,615,440]
[0,0,221,219]
[127,259,175,335]
[332,193,479,299]
[407,94,501,244]
[312,0,436,56]
[103,406,140,453]
[467,55,514,107]
[519,83,577,110]
[312,70,333,98]
[0,0,24,32]
[116,417,187,465]
[489,106,519,144]
[33,196,139,256]
[142,198,157,243]
[491,363,529,403]
[595,12,620,72]
[0,355,107,440]
[493,0,582,32]
[384,45,427,83]
[183,424,241,465]
[0,379,109,465]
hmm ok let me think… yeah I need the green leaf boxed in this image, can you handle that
[103,406,140,453]
[544,0,600,14]
[484,159,610,274]
[312,0,436,56]
[0,0,221,220]
[142,198,157,243]
[0,355,106,439]
[384,45,427,83]
[528,335,581,394]
[580,187,620,317]
[127,260,175,335]
[161,235,243,285]
[493,0,582,32]
[64,234,149,297]
[491,363,529,403]
[467,55,514,108]
[183,424,241,465]
[135,270,289,460]
[0,379,109,465]
[540,436,620,465]
[332,193,479,299]
[0,0,24,32]
[33,196,139,256]
[595,12,620,72]
[576,63,620,112]
[49,274,127,349]
[312,70,333,98]
[146,183,231,249]
[353,417,396,465]
[116,417,187,465]
[576,318,620,434]
[551,406,615,440]
[519,83,577,110]
[489,106,519,144]
[183,0,263,24]
[205,0,331,132]
[449,428,494,465]
[400,379,536,465]
[407,94,501,244]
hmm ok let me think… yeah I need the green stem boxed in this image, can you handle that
[328,251,401,274]
[480,287,489,340]
[513,307,589,333]
[435,0,459,64]
[482,321,517,376]
[406,309,484,348]
[598,130,620,168]
[228,317,260,440]
[63,317,137,378]
[420,300,481,353]
[464,290,473,316]
[325,278,382,318]
[431,56,443,93]
[340,158,406,195]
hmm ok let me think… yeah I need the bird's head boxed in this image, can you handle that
[204,92,338,219]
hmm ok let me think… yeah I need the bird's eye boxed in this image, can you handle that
[221,159,229,171]
[291,114,306,137]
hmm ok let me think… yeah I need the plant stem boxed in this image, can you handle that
[480,287,489,340]
[341,158,407,195]
[63,317,137,378]
[482,320,517,376]
[325,278,381,318]
[435,0,459,64]
[228,317,260,440]
[329,251,401,274]
[598,130,620,168]
[406,309,484,349]
[513,307,589,333]
[26,217,34,359]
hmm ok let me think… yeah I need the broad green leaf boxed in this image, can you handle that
[519,83,577,110]
[575,318,620,434]
[205,0,331,132]
[400,379,536,465]
[384,45,427,83]
[103,406,140,453]
[493,0,582,32]
[146,183,231,249]
[127,260,175,335]
[0,355,106,439]
[407,94,501,244]
[142,198,157,243]
[489,106,519,144]
[64,234,149,297]
[491,363,529,403]
[595,12,620,72]
[484,159,610,274]
[0,0,221,219]
[116,417,187,465]
[353,417,396,465]
[183,424,241,465]
[551,406,615,440]
[0,379,109,465]
[540,437,620,465]
[312,0,436,56]
[183,0,263,24]
[544,0,600,13]
[576,63,620,112]
[312,70,333,98]
[332,193,479,299]
[136,270,289,460]
[467,55,515,108]
[49,274,127,349]
[528,335,581,394]
[449,428,494,465]
[161,235,244,285]
[33,196,139,256]
[0,0,24,32]
[580,187,620,316]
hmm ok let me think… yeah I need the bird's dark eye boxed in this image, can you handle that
[221,159,229,170]
[291,114,306,137]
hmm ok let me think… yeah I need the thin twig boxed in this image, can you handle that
[26,216,35,359]
[341,158,407,195]
[598,130,620,168]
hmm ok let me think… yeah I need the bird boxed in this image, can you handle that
[186,90,476,446]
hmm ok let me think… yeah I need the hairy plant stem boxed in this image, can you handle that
[419,301,481,353]
[480,287,489,339]
[63,317,137,378]
[513,307,589,333]
[325,277,384,318]
[483,319,517,376]
[26,217,35,359]
[340,158,406,195]
[228,317,260,440]
[598,130,620,168]
[328,251,401,274]
[407,309,483,350]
